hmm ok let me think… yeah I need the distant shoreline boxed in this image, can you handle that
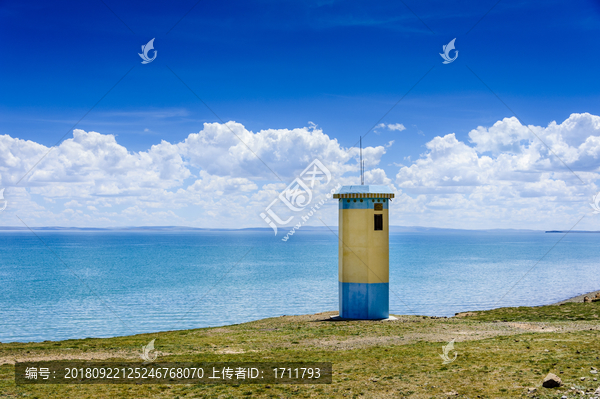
[0,225,545,233]
[545,230,600,233]
[2,225,598,233]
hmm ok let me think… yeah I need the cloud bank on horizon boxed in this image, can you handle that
[0,113,599,230]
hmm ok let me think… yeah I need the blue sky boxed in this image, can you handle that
[1,0,600,229]
[4,0,599,152]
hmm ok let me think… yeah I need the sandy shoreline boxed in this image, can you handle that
[552,289,600,305]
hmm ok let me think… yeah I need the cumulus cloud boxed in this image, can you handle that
[394,113,600,229]
[0,114,598,230]
[0,123,387,228]
[178,122,377,180]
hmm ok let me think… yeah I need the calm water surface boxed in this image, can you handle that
[0,230,598,342]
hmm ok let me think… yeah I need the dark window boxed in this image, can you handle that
[374,214,383,230]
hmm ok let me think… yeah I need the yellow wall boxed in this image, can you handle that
[338,208,389,284]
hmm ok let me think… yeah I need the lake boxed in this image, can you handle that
[0,230,598,342]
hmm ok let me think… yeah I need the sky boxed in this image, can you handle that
[1,0,600,231]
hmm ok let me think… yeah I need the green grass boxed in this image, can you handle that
[459,302,600,322]
[1,303,599,398]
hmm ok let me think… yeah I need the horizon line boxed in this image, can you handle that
[0,225,583,233]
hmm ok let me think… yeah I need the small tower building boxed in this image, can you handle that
[333,185,394,319]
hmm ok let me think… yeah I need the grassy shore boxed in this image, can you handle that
[1,302,600,398]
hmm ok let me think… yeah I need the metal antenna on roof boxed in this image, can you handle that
[360,136,364,185]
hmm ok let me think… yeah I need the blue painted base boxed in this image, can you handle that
[339,281,389,320]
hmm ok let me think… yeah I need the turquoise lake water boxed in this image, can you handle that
[0,230,598,343]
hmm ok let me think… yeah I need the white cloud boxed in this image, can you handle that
[0,114,599,230]
[376,123,406,132]
[387,123,406,132]
[64,200,81,208]
[187,170,258,196]
[0,123,387,228]
[394,113,600,229]
[364,168,392,185]
[180,121,368,179]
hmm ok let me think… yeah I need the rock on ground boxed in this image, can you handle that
[542,373,562,388]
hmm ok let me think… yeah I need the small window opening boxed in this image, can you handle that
[374,214,383,230]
